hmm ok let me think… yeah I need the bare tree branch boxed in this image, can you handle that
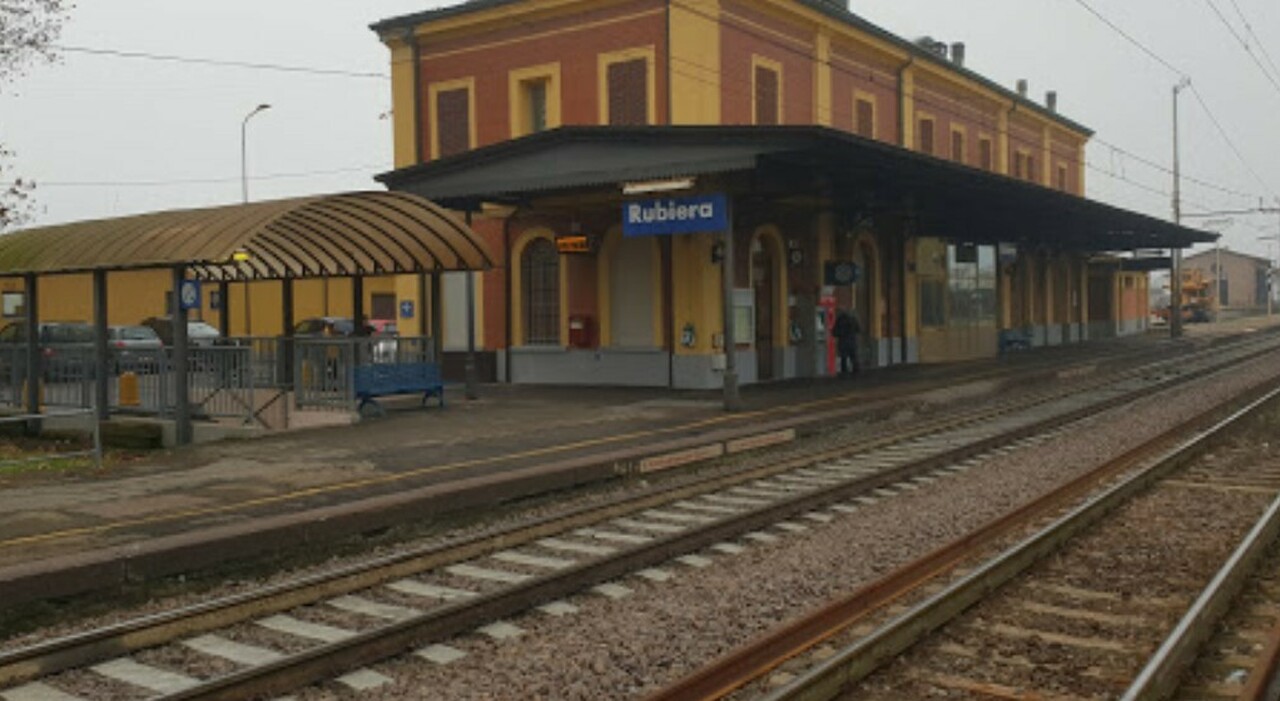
[1,0,71,230]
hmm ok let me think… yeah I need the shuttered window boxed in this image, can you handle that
[917,118,935,155]
[951,131,965,163]
[522,238,560,345]
[607,58,649,126]
[754,65,780,125]
[979,139,993,171]
[854,98,874,138]
[436,88,471,158]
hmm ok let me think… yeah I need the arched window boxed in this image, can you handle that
[521,238,560,345]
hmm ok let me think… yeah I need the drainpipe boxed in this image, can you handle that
[896,56,914,364]
[896,56,914,147]
[502,204,524,385]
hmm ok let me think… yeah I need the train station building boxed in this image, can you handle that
[369,0,1211,388]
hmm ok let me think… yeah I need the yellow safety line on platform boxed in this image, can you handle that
[0,387,873,551]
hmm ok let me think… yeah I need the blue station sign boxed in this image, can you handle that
[623,193,728,237]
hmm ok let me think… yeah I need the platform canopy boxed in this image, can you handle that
[0,190,494,280]
[378,126,1216,252]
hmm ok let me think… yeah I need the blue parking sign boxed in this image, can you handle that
[399,300,414,319]
[179,280,202,311]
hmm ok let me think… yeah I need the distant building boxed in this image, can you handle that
[1182,248,1271,314]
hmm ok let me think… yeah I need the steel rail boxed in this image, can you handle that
[1122,496,1280,699]
[0,350,1141,685]
[149,343,1280,700]
[0,338,1210,685]
[1239,616,1280,700]
[754,382,1280,701]
[0,335,1272,696]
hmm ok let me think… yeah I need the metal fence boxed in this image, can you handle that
[0,334,437,428]
[294,336,436,411]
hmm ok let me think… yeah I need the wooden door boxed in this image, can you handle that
[753,241,774,381]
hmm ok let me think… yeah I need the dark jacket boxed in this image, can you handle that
[832,312,860,349]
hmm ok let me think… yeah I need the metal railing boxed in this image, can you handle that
[0,406,102,472]
[0,335,436,425]
[294,336,436,411]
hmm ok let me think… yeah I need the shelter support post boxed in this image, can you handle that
[218,281,230,338]
[430,272,443,364]
[464,211,478,400]
[171,266,192,446]
[281,277,294,387]
[721,201,742,412]
[92,269,109,421]
[23,273,39,434]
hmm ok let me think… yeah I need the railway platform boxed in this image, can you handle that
[0,317,1274,612]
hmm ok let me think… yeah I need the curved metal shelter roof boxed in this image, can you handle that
[0,191,494,280]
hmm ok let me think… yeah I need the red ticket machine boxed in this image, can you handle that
[568,315,595,348]
[819,295,837,375]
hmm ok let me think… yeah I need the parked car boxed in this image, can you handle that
[0,321,96,380]
[140,317,222,347]
[107,325,163,373]
[292,317,397,363]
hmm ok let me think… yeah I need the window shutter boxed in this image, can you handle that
[607,59,649,126]
[754,66,779,125]
[436,88,470,158]
[855,99,874,138]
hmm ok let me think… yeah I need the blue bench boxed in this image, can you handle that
[998,329,1033,353]
[353,362,444,417]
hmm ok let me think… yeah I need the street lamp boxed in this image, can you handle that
[241,103,272,203]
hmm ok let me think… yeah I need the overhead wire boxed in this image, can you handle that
[1199,0,1280,97]
[53,45,390,80]
[1225,0,1280,88]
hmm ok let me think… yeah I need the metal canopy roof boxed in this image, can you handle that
[377,126,1215,253]
[0,191,494,280]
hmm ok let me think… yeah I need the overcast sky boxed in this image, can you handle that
[2,0,1277,261]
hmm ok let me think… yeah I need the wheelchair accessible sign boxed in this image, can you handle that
[623,193,728,237]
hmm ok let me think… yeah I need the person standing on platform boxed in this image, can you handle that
[832,309,861,378]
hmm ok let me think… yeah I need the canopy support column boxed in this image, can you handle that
[23,273,39,435]
[218,281,230,338]
[430,272,443,364]
[464,210,478,400]
[92,269,109,422]
[281,277,294,388]
[171,266,192,446]
[720,200,742,412]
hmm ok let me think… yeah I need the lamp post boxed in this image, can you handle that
[241,104,271,204]
[1170,78,1191,339]
[239,104,269,338]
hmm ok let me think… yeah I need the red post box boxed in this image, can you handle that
[568,315,595,348]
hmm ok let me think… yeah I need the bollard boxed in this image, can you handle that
[119,371,140,407]
[20,378,43,410]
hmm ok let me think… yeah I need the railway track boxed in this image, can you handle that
[1,334,1278,700]
[663,371,1280,701]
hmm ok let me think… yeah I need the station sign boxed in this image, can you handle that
[623,193,728,237]
[556,235,594,254]
[178,280,201,311]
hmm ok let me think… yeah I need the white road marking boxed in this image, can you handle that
[538,601,580,617]
[636,568,674,582]
[574,528,653,545]
[711,542,747,555]
[593,582,634,599]
[536,537,617,556]
[478,621,524,640]
[676,555,713,568]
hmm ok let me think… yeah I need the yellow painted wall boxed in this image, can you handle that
[389,40,419,169]
[669,0,721,124]
[671,233,722,355]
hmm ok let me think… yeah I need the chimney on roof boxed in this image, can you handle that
[1016,79,1028,98]
[914,36,949,59]
[950,42,966,67]
[1046,91,1058,113]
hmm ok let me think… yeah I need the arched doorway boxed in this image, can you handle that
[852,239,877,367]
[751,237,777,381]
